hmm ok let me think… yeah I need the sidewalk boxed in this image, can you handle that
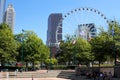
[0,78,70,80]
[0,70,120,80]
[0,77,119,80]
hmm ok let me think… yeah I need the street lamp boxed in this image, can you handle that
[21,29,25,64]
[111,21,116,66]
[49,41,53,70]
[72,35,77,65]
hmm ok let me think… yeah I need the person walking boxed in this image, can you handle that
[99,72,104,80]
[103,72,107,80]
[108,72,112,80]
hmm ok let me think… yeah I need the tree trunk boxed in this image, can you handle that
[99,58,101,73]
[32,61,35,70]
[1,60,5,67]
[25,61,28,71]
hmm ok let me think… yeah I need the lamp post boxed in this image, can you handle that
[49,42,53,70]
[49,42,57,70]
[111,22,116,66]
[113,36,116,66]
[72,38,76,65]
[21,29,24,65]
[50,45,52,70]
[111,21,118,77]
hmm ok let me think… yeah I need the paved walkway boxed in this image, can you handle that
[0,70,120,80]
[0,77,119,80]
[0,78,70,80]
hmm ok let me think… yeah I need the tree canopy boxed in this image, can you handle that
[0,23,19,66]
[15,31,50,64]
[56,35,91,65]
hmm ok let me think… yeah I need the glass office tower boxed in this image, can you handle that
[0,0,6,23]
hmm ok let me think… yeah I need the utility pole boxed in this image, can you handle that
[21,29,25,66]
[111,21,116,66]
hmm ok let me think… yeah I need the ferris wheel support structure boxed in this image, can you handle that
[56,7,109,47]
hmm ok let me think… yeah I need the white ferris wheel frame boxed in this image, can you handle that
[56,7,109,47]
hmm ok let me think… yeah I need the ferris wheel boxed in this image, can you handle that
[56,7,109,45]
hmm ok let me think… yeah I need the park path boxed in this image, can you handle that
[0,78,70,80]
[0,70,119,80]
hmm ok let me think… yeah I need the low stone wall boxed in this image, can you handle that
[100,67,114,76]
[75,66,120,78]
[114,66,120,78]
[0,72,9,78]
[75,67,99,76]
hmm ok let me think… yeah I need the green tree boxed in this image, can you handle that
[75,38,91,65]
[56,35,75,65]
[45,58,58,65]
[56,35,91,66]
[109,20,120,62]
[15,30,50,68]
[0,23,18,66]
[90,35,111,66]
[89,21,120,66]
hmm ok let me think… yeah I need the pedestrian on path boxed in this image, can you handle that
[32,75,34,80]
[108,72,112,80]
[99,72,104,80]
[103,72,107,80]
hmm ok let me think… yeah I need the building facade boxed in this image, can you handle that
[0,0,6,23]
[3,4,15,32]
[47,13,62,57]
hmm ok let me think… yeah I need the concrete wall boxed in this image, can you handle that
[76,66,120,78]
[114,66,120,78]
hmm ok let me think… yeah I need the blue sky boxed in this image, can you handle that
[6,0,120,44]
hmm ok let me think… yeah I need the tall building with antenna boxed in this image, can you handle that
[3,4,15,32]
[0,0,6,23]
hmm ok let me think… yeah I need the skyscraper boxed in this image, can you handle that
[47,13,62,46]
[3,4,15,32]
[0,0,6,23]
[47,13,62,57]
